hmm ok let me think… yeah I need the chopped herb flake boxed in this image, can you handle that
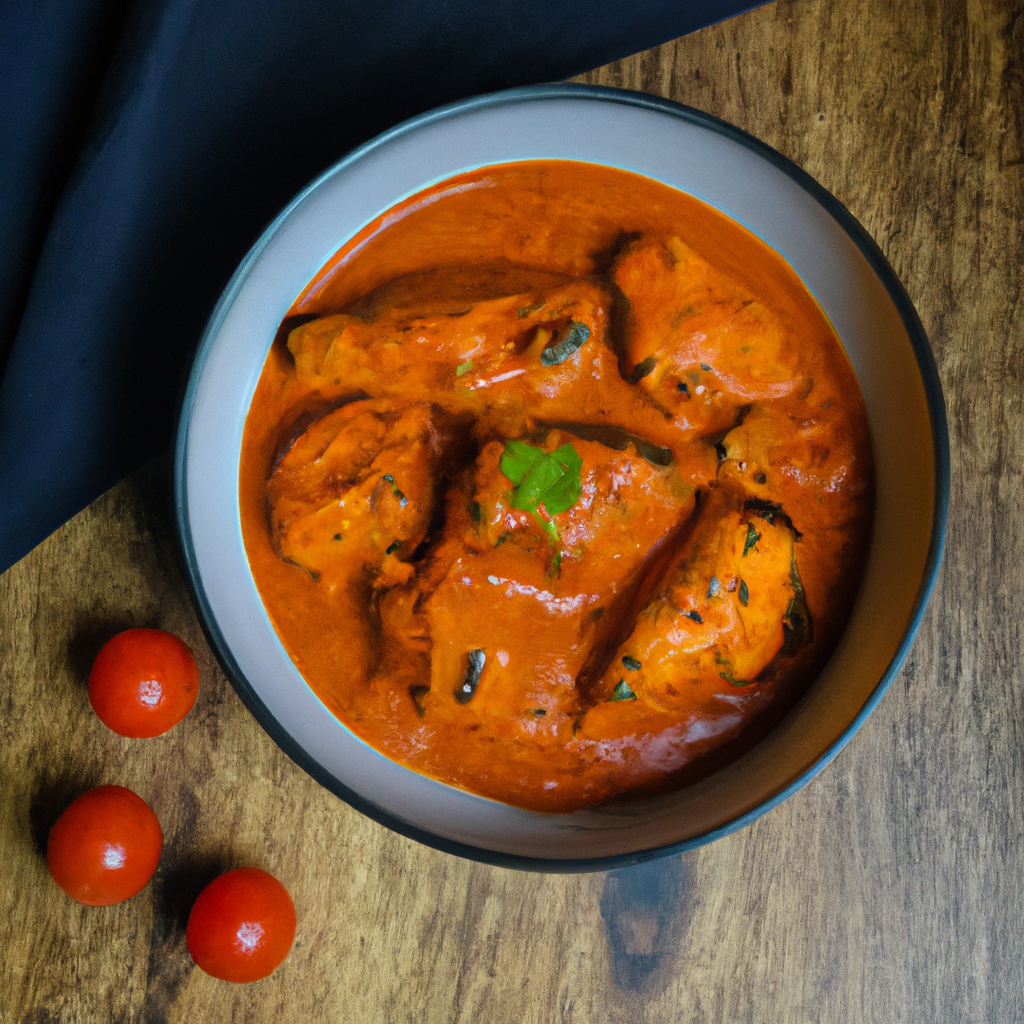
[471,501,483,523]
[611,680,637,701]
[677,381,689,396]
[739,580,749,606]
[540,320,590,365]
[743,522,761,556]
[754,471,767,485]
[332,533,343,542]
[700,363,712,372]
[716,655,748,687]
[518,301,544,317]
[531,708,547,717]
[385,540,401,555]
[382,474,407,506]
[686,610,703,623]
[456,360,474,376]
[627,356,658,384]
[781,553,813,655]
[455,649,486,704]
[707,575,721,599]
[622,656,642,672]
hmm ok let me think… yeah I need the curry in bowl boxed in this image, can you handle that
[239,160,873,813]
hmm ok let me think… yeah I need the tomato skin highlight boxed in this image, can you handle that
[187,868,297,982]
[89,628,199,738]
[46,785,163,906]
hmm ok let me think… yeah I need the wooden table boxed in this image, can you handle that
[3,0,1022,1019]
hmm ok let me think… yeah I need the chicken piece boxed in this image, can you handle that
[267,399,463,589]
[378,431,697,746]
[717,401,872,531]
[287,280,611,403]
[285,278,690,458]
[612,237,806,436]
[589,486,810,715]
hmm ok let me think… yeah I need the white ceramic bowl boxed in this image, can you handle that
[175,84,948,871]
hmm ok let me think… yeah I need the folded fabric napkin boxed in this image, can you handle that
[0,0,760,573]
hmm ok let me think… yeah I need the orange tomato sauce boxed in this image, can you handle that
[239,161,874,812]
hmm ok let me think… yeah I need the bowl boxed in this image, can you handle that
[174,83,949,871]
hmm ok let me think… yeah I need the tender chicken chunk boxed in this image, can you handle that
[378,432,697,745]
[612,237,806,436]
[285,278,694,461]
[267,399,463,589]
[588,486,809,715]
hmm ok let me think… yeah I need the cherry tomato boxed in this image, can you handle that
[47,785,163,906]
[89,627,199,738]
[187,868,297,982]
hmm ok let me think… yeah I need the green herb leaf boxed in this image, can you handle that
[455,649,486,705]
[739,580,749,606]
[677,381,689,396]
[540,321,590,365]
[610,680,637,701]
[499,440,583,574]
[716,655,750,688]
[456,360,474,376]
[382,474,407,507]
[498,439,545,485]
[627,356,658,384]
[332,533,343,542]
[385,540,401,555]
[700,362,712,372]
[470,501,483,524]
[622,655,642,672]
[781,553,813,655]
[686,610,703,623]
[743,522,761,557]
[707,575,721,599]
[501,441,582,517]
[518,300,544,318]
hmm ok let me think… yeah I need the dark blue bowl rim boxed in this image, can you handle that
[174,82,950,874]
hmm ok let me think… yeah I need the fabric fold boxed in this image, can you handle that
[0,0,762,573]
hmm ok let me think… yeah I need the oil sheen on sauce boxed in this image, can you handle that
[239,161,874,813]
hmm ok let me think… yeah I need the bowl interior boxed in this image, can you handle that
[176,86,945,868]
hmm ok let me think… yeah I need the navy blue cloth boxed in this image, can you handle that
[0,0,761,573]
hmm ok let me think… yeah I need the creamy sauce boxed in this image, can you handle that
[239,161,874,812]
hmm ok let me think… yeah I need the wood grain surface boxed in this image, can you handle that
[2,0,1022,1020]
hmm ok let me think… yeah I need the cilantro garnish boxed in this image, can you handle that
[500,440,582,517]
[742,522,760,557]
[611,680,637,701]
[499,439,583,573]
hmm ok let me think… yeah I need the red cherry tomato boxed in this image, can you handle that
[46,785,163,906]
[187,868,297,982]
[89,627,199,737]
